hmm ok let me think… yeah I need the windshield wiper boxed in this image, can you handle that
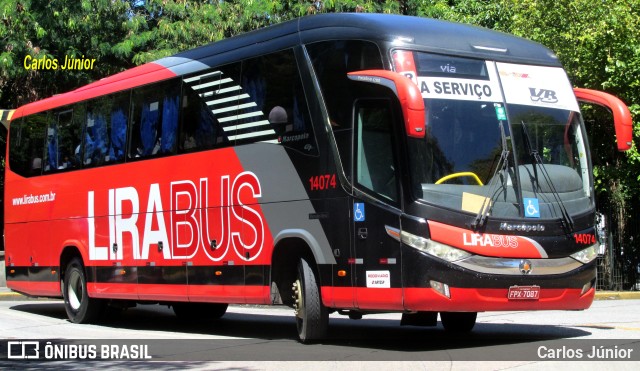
[471,120,510,231]
[520,121,574,232]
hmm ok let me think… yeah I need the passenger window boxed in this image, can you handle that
[180,78,227,153]
[9,114,47,177]
[84,92,129,167]
[129,80,180,159]
[181,50,316,154]
[306,40,383,175]
[355,100,398,202]
[241,49,317,154]
[109,94,129,162]
[306,40,383,128]
[181,63,240,149]
[44,108,81,172]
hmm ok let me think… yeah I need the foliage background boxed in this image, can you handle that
[1,0,639,286]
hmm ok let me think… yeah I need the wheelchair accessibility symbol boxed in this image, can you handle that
[354,203,366,222]
[524,198,540,218]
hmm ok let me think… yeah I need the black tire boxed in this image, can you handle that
[293,258,328,343]
[62,258,105,323]
[172,303,228,321]
[440,311,477,333]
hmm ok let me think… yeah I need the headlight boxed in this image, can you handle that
[570,244,599,264]
[401,231,471,262]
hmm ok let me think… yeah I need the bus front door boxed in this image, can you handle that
[351,99,403,310]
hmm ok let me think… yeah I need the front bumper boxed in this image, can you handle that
[401,246,596,312]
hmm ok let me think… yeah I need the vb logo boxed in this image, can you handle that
[529,88,558,103]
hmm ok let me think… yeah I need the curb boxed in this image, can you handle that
[594,291,640,300]
[0,292,22,297]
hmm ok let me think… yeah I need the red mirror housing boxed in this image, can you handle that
[348,70,426,139]
[574,87,633,151]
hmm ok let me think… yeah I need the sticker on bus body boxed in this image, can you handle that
[354,203,365,222]
[524,198,540,218]
[366,271,391,288]
[497,63,580,112]
[416,61,501,103]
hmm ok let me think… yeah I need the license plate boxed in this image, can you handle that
[508,285,540,300]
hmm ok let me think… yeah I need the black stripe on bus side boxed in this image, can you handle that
[5,266,30,281]
[93,266,138,284]
[5,266,59,282]
[5,265,266,287]
[8,264,342,287]
[187,265,245,285]
[29,266,60,282]
[87,265,268,286]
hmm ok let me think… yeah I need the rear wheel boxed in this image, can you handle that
[292,258,328,343]
[172,303,228,320]
[440,311,477,332]
[63,258,105,323]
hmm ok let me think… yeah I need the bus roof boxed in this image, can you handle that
[171,13,560,69]
[12,13,560,120]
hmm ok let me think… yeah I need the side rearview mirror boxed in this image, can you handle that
[348,70,426,139]
[574,87,633,151]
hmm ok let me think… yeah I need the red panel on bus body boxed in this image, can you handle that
[5,147,275,301]
[8,281,60,298]
[88,283,138,300]
[11,63,176,119]
[403,286,594,312]
[427,220,547,258]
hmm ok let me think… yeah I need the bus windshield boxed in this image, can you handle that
[395,51,592,220]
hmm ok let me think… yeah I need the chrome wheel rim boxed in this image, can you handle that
[67,270,83,311]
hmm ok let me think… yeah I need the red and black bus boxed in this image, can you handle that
[4,13,633,342]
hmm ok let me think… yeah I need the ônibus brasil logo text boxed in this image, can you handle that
[88,172,264,262]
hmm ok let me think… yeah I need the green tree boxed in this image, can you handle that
[0,0,134,108]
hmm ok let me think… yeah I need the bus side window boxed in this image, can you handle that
[108,93,129,162]
[83,91,128,168]
[44,109,79,172]
[9,118,32,177]
[306,40,383,128]
[9,113,47,177]
[354,100,398,202]
[130,79,180,159]
[240,49,317,154]
[44,114,59,172]
[180,62,240,150]
[179,84,226,153]
[306,40,384,177]
[84,98,111,167]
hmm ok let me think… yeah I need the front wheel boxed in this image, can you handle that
[292,258,328,343]
[63,258,105,323]
[440,311,477,332]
